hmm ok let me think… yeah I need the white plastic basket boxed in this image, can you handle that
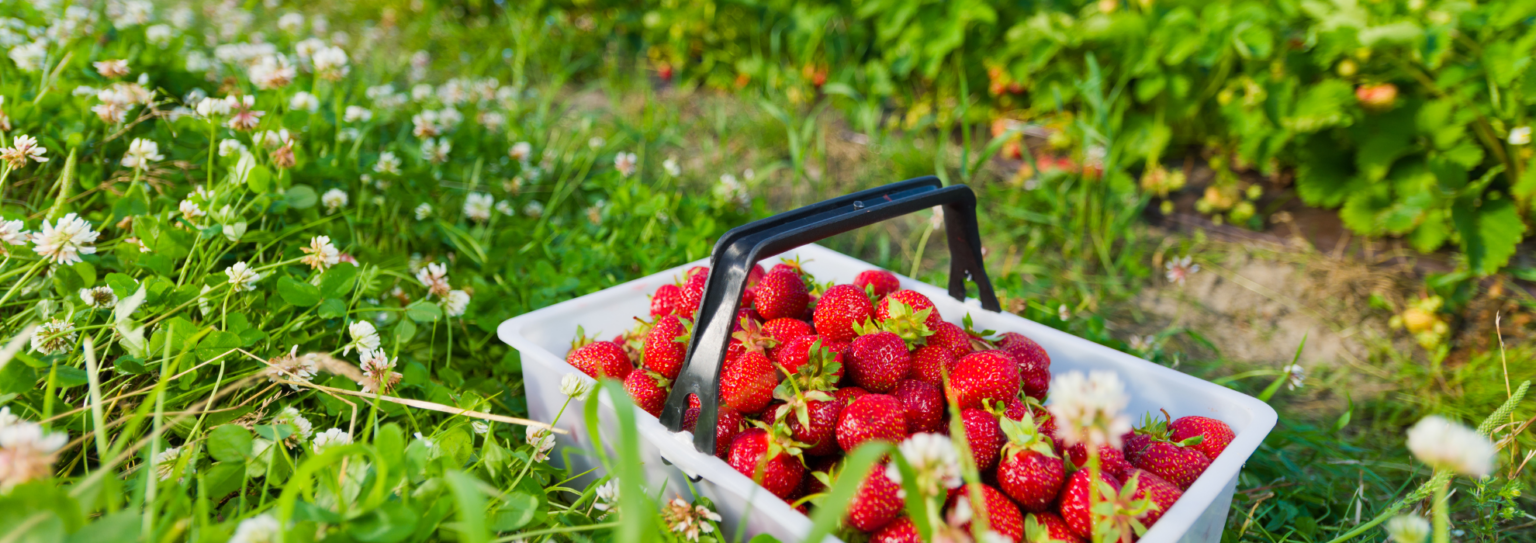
[497,240,1277,542]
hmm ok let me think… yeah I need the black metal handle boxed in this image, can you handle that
[659,177,1000,455]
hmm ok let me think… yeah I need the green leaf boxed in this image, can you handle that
[395,319,417,343]
[488,492,539,532]
[1283,80,1355,132]
[405,301,442,323]
[194,331,241,362]
[349,501,419,543]
[51,365,88,388]
[207,424,254,463]
[148,317,200,355]
[254,424,294,442]
[65,510,139,543]
[318,298,348,319]
[1409,209,1453,253]
[443,471,490,543]
[318,264,359,298]
[247,165,273,193]
[201,463,247,503]
[1453,196,1526,276]
[277,276,322,307]
[286,185,318,209]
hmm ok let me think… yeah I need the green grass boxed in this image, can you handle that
[0,1,1531,543]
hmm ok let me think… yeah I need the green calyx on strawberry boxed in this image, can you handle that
[852,298,934,348]
[748,418,810,466]
[732,316,781,355]
[1133,409,1204,448]
[1091,472,1159,543]
[962,313,1000,351]
[996,406,1057,460]
[771,348,839,431]
[777,338,843,393]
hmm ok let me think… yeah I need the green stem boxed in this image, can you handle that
[0,260,46,306]
[1431,477,1449,543]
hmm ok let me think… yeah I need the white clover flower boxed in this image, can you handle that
[0,134,48,168]
[614,151,637,177]
[226,95,264,131]
[91,88,135,124]
[560,374,592,398]
[1282,363,1306,390]
[265,347,318,389]
[228,514,281,543]
[108,0,153,27]
[523,201,544,219]
[1385,514,1430,543]
[300,235,340,271]
[715,173,746,204]
[1509,126,1531,146]
[0,407,17,430]
[311,428,352,455]
[271,407,313,448]
[31,213,99,265]
[887,433,962,498]
[184,50,210,72]
[145,24,172,45]
[422,138,451,164]
[321,189,348,214]
[479,111,506,130]
[1047,371,1133,450]
[8,40,47,73]
[358,348,401,394]
[1406,415,1495,477]
[277,12,304,33]
[343,106,372,123]
[0,220,26,252]
[526,426,555,462]
[588,136,605,150]
[72,86,99,97]
[218,139,249,157]
[152,445,195,481]
[411,83,434,101]
[31,318,77,355]
[346,321,380,355]
[416,262,450,297]
[79,286,118,309]
[0,421,68,490]
[929,206,944,230]
[442,290,469,317]
[179,199,205,222]
[120,138,163,170]
[593,480,619,513]
[509,141,531,161]
[1165,255,1200,285]
[494,201,513,216]
[663,157,680,177]
[414,203,433,220]
[1058,304,1071,321]
[463,193,493,223]
[437,108,463,129]
[661,497,721,542]
[374,151,401,174]
[413,432,435,449]
[195,96,230,118]
[471,421,489,436]
[289,91,319,113]
[94,59,129,78]
[253,129,291,149]
[248,55,295,89]
[311,46,349,80]
[225,261,262,292]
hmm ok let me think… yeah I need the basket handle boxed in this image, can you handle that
[659,177,1000,455]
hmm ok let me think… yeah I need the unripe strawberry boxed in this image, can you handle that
[1356,83,1398,111]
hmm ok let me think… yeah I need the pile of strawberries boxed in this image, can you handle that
[565,261,1235,542]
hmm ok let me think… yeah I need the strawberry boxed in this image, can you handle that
[755,267,811,321]
[947,484,1025,542]
[776,334,845,377]
[893,379,945,434]
[908,344,957,387]
[623,369,671,417]
[678,266,709,318]
[813,284,875,342]
[996,413,1066,512]
[566,341,633,380]
[720,350,778,414]
[835,386,869,406]
[1058,468,1123,539]
[960,409,1005,471]
[946,351,1020,410]
[1121,468,1183,526]
[1130,440,1210,491]
[871,518,920,543]
[847,331,911,393]
[801,455,839,497]
[746,263,767,287]
[877,290,943,330]
[761,318,813,361]
[727,315,777,365]
[683,400,746,458]
[1003,395,1057,440]
[860,296,936,349]
[997,332,1051,399]
[847,464,904,533]
[642,315,692,379]
[1168,415,1234,460]
[1064,443,1134,479]
[927,321,974,359]
[836,394,907,452]
[1122,432,1152,463]
[772,398,841,456]
[727,426,806,500]
[854,269,902,298]
[650,283,685,318]
[1025,512,1084,543]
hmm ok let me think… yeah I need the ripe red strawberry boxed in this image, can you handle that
[1064,443,1135,479]
[678,266,709,318]
[813,284,875,342]
[726,311,771,364]
[893,379,945,434]
[650,283,684,318]
[642,315,691,379]
[946,351,1020,410]
[776,334,845,376]
[1168,415,1234,460]
[947,484,1025,542]
[961,409,1005,471]
[847,332,911,393]
[996,413,1065,512]
[1058,468,1123,539]
[772,398,842,456]
[847,464,904,533]
[566,341,633,380]
[1025,512,1084,543]
[908,344,957,387]
[761,318,813,362]
[871,518,920,543]
[746,263,767,287]
[1122,431,1153,463]
[720,350,778,414]
[854,269,902,298]
[801,455,839,497]
[1003,396,1057,439]
[836,394,907,452]
[1131,440,1211,491]
[835,386,869,406]
[1122,468,1183,526]
[755,267,810,321]
[727,426,806,500]
[683,400,746,458]
[877,290,943,329]
[997,332,1051,399]
[623,369,670,417]
[927,322,974,359]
